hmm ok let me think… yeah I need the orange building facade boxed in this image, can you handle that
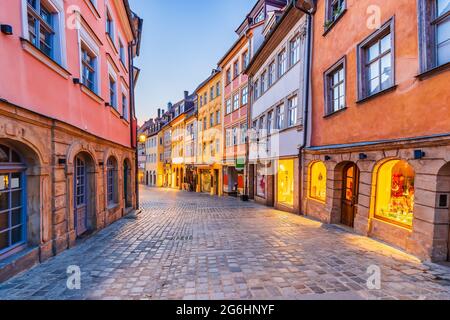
[0,0,142,281]
[303,0,450,261]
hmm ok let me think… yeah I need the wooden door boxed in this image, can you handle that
[341,164,359,228]
[75,157,88,236]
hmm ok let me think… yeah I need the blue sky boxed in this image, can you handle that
[129,0,256,124]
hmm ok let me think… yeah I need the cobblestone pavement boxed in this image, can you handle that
[1,187,450,300]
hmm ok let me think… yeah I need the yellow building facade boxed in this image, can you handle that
[195,70,223,196]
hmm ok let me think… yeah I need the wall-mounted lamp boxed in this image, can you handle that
[72,78,80,85]
[359,153,368,160]
[98,161,104,167]
[105,102,110,107]
[324,156,332,161]
[58,158,66,165]
[414,150,426,159]
[1,25,13,35]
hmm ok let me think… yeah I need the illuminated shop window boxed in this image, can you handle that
[375,160,415,228]
[256,164,269,198]
[278,159,294,207]
[309,161,327,202]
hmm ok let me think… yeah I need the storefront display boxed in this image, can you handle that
[201,171,211,193]
[375,160,415,227]
[310,161,327,202]
[278,159,294,207]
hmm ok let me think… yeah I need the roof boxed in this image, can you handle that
[195,69,222,93]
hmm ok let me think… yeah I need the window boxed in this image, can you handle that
[107,157,118,205]
[261,71,267,94]
[109,76,117,109]
[242,51,250,70]
[258,116,265,136]
[240,123,247,144]
[119,39,126,65]
[309,161,327,202]
[232,127,238,145]
[241,87,248,105]
[290,35,301,66]
[210,87,214,100]
[418,0,450,72]
[375,160,415,228]
[216,110,221,125]
[81,46,96,92]
[288,96,298,127]
[254,79,260,100]
[226,99,232,114]
[233,60,239,78]
[203,117,207,131]
[27,0,55,59]
[325,59,346,115]
[278,49,287,77]
[275,104,285,130]
[204,93,208,105]
[106,10,115,41]
[210,113,214,128]
[122,94,128,120]
[267,111,273,134]
[216,82,221,96]
[0,145,26,254]
[199,96,203,107]
[268,61,276,86]
[325,0,346,26]
[215,139,220,155]
[226,129,232,147]
[278,160,295,207]
[358,19,394,99]
[254,9,265,24]
[226,68,231,85]
[233,93,240,111]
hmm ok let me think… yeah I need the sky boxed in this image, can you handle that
[129,0,256,124]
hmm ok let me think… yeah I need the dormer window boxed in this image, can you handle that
[254,9,265,24]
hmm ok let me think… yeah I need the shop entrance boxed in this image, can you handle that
[214,169,219,195]
[341,163,359,228]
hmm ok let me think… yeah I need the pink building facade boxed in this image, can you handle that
[0,0,142,281]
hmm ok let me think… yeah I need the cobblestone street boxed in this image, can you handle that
[1,187,450,300]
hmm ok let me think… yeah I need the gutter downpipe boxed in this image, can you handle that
[292,0,315,215]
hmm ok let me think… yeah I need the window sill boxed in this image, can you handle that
[416,62,450,80]
[80,84,104,104]
[356,85,397,104]
[106,34,119,55]
[20,38,71,80]
[107,203,119,211]
[109,105,122,119]
[121,117,130,125]
[119,59,128,74]
[323,10,347,37]
[323,106,347,118]
[308,197,326,205]
[83,0,101,19]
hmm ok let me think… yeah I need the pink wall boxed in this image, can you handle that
[0,0,134,148]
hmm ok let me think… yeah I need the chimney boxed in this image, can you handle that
[184,91,189,99]
[157,108,161,118]
[167,102,173,110]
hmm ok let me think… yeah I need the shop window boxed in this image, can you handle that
[107,157,118,206]
[256,165,267,198]
[278,159,294,207]
[0,145,26,255]
[375,160,415,228]
[309,161,327,202]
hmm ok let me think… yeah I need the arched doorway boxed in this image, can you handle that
[123,159,132,208]
[341,163,360,227]
[0,144,27,255]
[74,152,96,237]
[437,163,450,261]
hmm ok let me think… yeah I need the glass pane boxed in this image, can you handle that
[437,18,450,45]
[11,226,23,245]
[11,209,22,227]
[339,96,345,108]
[0,231,8,250]
[380,33,391,53]
[333,72,339,84]
[438,40,450,65]
[0,211,8,231]
[370,78,380,94]
[0,145,9,162]
[333,86,339,100]
[437,0,450,16]
[368,60,380,80]
[0,192,8,211]
[338,68,344,82]
[0,175,8,191]
[11,191,21,208]
[10,173,21,189]
[368,42,380,61]
[333,98,339,111]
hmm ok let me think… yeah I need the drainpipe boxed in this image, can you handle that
[292,0,315,214]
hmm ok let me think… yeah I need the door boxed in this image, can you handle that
[341,163,359,228]
[214,170,219,195]
[74,157,88,236]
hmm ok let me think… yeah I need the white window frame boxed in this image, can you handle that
[108,62,118,109]
[78,25,101,94]
[21,0,67,67]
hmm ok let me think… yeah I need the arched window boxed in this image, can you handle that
[0,145,26,254]
[310,161,327,202]
[106,157,118,206]
[375,160,415,228]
